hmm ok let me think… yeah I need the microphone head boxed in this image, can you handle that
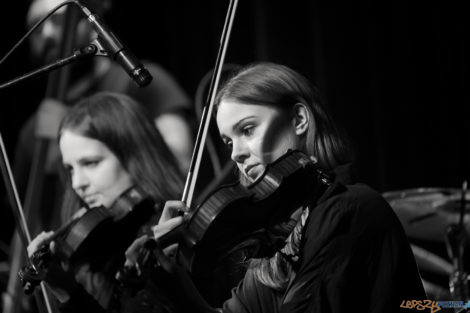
[114,49,153,87]
[132,66,153,87]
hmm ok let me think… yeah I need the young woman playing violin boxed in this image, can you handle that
[26,92,184,313]
[126,62,427,313]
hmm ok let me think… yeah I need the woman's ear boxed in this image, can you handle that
[292,103,310,136]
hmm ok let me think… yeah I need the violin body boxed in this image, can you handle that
[18,206,113,294]
[155,150,333,275]
[19,187,156,294]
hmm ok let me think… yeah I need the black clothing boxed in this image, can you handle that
[223,183,426,313]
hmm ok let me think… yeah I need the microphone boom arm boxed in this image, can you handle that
[0,44,97,90]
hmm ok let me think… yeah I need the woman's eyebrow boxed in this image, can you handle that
[231,116,256,132]
[219,116,256,140]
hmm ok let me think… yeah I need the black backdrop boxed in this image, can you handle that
[1,0,469,228]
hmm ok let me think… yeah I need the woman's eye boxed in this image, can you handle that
[242,126,254,136]
[225,140,233,150]
[64,165,74,175]
[84,160,99,167]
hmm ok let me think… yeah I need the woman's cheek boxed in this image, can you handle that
[247,136,265,160]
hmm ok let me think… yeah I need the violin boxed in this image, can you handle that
[18,187,156,294]
[176,150,334,274]
[119,150,335,289]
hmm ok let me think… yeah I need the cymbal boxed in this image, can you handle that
[383,188,470,242]
[422,279,451,300]
[410,244,452,276]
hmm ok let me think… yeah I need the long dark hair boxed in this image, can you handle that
[215,62,351,170]
[58,92,184,222]
[215,62,352,290]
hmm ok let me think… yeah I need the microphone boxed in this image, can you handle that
[77,3,152,87]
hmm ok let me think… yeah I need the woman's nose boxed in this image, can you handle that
[231,139,249,163]
[71,169,88,191]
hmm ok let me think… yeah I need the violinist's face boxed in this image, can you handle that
[59,130,133,209]
[217,100,309,182]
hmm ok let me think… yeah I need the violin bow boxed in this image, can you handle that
[181,0,239,208]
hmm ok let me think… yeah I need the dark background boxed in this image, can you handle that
[1,0,469,238]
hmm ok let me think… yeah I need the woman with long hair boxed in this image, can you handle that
[58,91,183,223]
[126,62,426,313]
[26,92,184,312]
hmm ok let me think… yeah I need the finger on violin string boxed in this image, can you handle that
[152,216,184,239]
[124,235,149,268]
[49,241,58,255]
[27,230,54,257]
[120,259,143,278]
[163,243,178,258]
[152,245,178,274]
[160,200,189,223]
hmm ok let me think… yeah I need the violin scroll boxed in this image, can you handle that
[18,245,51,294]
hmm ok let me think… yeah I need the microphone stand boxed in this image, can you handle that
[0,133,55,313]
[0,43,98,90]
[0,42,98,313]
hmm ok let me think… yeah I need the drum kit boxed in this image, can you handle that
[383,186,470,300]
